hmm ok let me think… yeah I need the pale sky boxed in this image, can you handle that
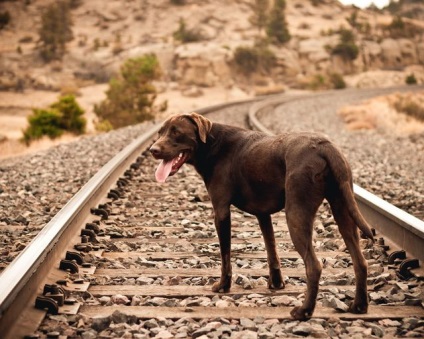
[338,0,391,8]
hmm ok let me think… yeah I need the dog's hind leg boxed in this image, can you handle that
[212,206,233,293]
[257,214,284,289]
[328,197,369,314]
[285,181,323,320]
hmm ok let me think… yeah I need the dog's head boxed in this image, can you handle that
[150,112,212,182]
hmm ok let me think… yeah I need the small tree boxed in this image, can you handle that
[51,94,86,134]
[38,1,73,61]
[22,95,86,145]
[331,28,359,61]
[233,44,276,75]
[249,0,269,35]
[173,18,204,43]
[266,0,290,44]
[94,55,162,128]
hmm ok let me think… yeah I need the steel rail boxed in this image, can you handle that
[248,95,424,262]
[0,98,257,338]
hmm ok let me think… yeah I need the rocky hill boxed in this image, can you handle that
[0,0,423,157]
[1,0,423,92]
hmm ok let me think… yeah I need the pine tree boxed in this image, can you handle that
[249,0,269,35]
[38,1,73,61]
[266,0,290,44]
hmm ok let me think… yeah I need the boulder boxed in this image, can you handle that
[380,38,402,69]
[362,40,383,69]
[399,38,418,65]
[174,43,232,87]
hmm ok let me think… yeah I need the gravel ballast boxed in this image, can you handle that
[1,89,423,338]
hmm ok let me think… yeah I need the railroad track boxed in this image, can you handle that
[0,91,423,338]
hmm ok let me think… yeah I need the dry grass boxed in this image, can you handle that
[338,91,424,136]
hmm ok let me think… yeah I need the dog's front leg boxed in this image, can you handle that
[212,207,232,293]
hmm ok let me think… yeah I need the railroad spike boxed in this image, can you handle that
[42,284,65,307]
[124,169,133,178]
[35,296,59,315]
[108,190,120,200]
[397,258,420,280]
[81,229,98,243]
[90,207,109,220]
[59,259,79,274]
[388,250,406,265]
[74,243,92,252]
[85,222,100,234]
[65,251,84,265]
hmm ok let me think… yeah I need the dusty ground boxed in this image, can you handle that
[0,84,250,159]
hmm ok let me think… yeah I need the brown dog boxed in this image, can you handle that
[150,112,374,320]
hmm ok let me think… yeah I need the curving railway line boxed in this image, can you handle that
[0,88,423,338]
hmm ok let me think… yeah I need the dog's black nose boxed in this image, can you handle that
[149,145,161,157]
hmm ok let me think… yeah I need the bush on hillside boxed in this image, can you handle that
[173,19,204,43]
[266,0,290,44]
[94,55,162,129]
[233,44,276,75]
[386,16,421,38]
[249,0,269,34]
[331,28,359,61]
[329,73,346,89]
[405,73,417,85]
[38,1,73,61]
[22,109,64,145]
[22,95,86,145]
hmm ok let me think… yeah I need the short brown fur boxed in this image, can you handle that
[150,112,374,320]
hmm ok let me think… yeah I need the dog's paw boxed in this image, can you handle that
[268,269,284,289]
[290,306,313,321]
[348,301,368,314]
[212,280,231,293]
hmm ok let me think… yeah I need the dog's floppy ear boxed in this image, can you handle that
[186,112,212,143]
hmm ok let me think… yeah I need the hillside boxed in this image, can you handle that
[0,0,423,157]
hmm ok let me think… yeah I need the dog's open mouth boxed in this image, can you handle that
[155,152,189,183]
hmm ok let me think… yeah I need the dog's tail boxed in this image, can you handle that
[320,143,375,242]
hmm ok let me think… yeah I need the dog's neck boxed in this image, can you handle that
[191,123,247,183]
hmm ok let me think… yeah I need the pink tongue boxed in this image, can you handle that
[155,160,173,183]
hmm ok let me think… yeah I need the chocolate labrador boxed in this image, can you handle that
[150,112,374,320]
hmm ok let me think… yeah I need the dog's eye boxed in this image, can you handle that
[171,126,181,136]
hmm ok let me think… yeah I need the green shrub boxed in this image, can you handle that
[249,0,269,33]
[0,11,10,30]
[38,1,73,61]
[329,73,346,89]
[94,55,162,129]
[331,28,359,61]
[405,73,417,85]
[234,45,276,75]
[22,95,86,145]
[51,94,86,134]
[170,0,186,4]
[266,0,290,44]
[387,16,421,38]
[173,18,203,43]
[95,119,113,132]
[22,109,64,145]
[307,74,326,90]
